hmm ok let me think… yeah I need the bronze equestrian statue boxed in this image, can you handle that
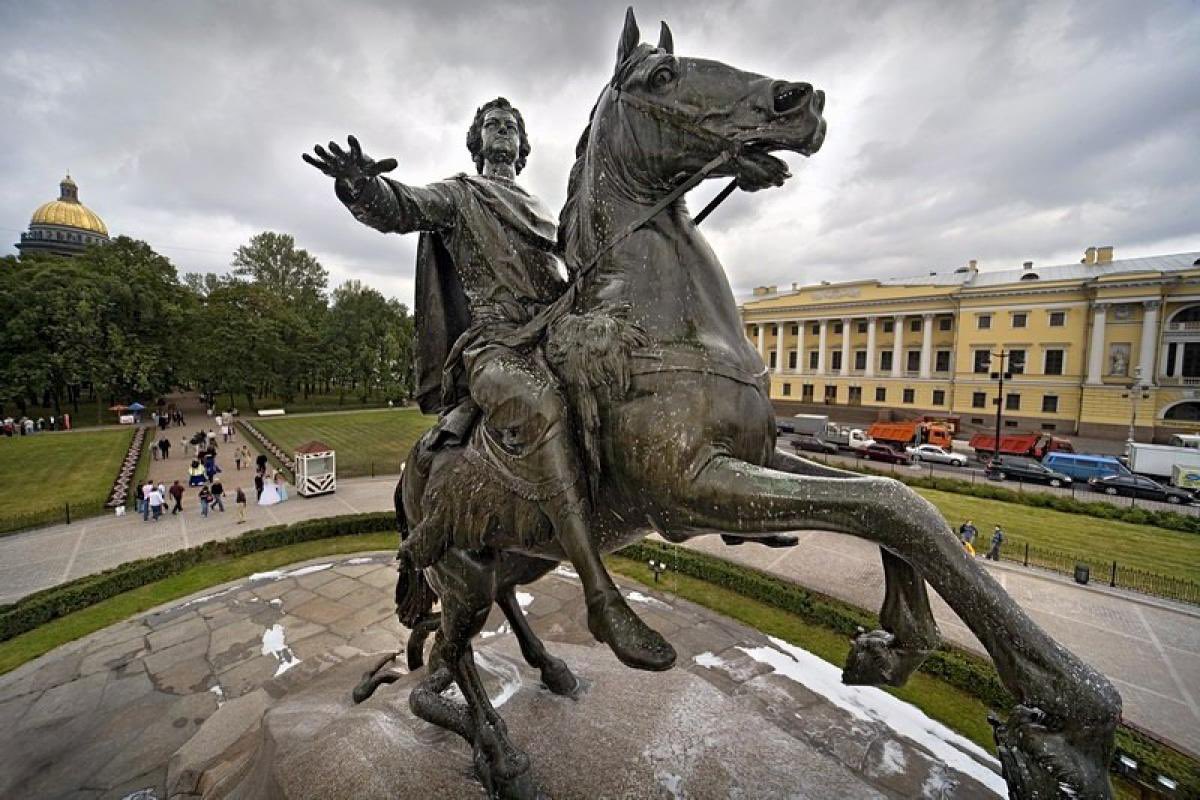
[306,9,1120,799]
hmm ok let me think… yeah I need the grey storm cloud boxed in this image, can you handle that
[1,0,1196,305]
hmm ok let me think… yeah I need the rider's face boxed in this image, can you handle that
[481,108,519,165]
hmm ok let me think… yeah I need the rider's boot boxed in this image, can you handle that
[543,485,676,671]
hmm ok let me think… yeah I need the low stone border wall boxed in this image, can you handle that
[105,426,147,508]
[238,420,296,475]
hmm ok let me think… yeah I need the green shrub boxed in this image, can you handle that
[0,511,396,642]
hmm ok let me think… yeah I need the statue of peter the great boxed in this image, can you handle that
[304,98,675,671]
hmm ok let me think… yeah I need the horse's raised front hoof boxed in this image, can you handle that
[990,704,1116,799]
[842,628,931,688]
[473,720,537,800]
[587,593,676,671]
[720,533,799,548]
[540,656,582,698]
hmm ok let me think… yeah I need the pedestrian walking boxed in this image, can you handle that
[211,477,226,512]
[959,519,977,547]
[198,485,213,517]
[169,480,184,514]
[256,453,268,474]
[141,481,153,521]
[275,472,288,502]
[158,437,170,460]
[987,525,1005,561]
[236,487,247,523]
[254,471,264,501]
[234,449,243,471]
[151,439,160,460]
[148,486,164,522]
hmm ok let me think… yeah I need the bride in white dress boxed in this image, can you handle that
[258,476,281,506]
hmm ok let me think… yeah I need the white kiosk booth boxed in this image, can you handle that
[295,440,336,497]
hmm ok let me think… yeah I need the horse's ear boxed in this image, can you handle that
[616,7,640,72]
[657,21,673,54]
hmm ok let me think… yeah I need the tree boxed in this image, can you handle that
[231,232,328,307]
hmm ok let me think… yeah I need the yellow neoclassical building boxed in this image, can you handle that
[740,247,1200,442]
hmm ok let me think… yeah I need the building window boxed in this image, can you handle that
[1009,349,1026,374]
[749,325,758,336]
[857,321,867,334]
[1043,349,1064,375]
[769,351,778,368]
[902,388,915,404]
[910,318,921,333]
[854,350,867,370]
[772,324,780,335]
[971,417,985,425]
[880,351,893,371]
[1042,395,1058,413]
[1041,423,1057,431]
[883,320,894,333]
[831,351,843,371]
[811,323,820,335]
[1005,393,1021,411]
[977,314,992,330]
[906,350,920,372]
[809,351,819,370]
[789,351,798,370]
[973,350,990,374]
[833,322,844,334]
[848,387,863,405]
[802,384,814,401]
[935,350,951,372]
[875,387,886,402]
[1049,311,1065,327]
[938,317,952,331]
[932,389,945,406]
[972,392,987,408]
[1005,419,1019,428]
[782,382,792,396]
[824,385,838,403]
[791,325,799,335]
[1012,312,1027,328]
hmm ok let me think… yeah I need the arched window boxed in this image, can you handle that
[1172,306,1200,324]
[1163,402,1200,421]
[1019,272,1039,281]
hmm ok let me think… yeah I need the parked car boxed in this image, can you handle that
[791,436,838,456]
[1042,453,1131,483]
[861,443,912,465]
[905,444,968,466]
[984,456,1073,487]
[1088,474,1195,504]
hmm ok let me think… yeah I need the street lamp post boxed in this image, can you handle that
[986,349,1024,463]
[1122,366,1150,445]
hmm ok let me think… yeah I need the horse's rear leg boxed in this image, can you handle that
[770,449,940,686]
[676,455,1120,798]
[496,587,581,697]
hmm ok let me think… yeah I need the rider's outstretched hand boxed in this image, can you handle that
[303,135,397,195]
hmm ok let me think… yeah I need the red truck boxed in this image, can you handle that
[868,420,953,449]
[968,432,1074,460]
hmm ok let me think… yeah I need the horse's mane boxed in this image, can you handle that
[557,95,601,276]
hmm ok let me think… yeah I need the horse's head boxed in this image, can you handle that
[597,7,826,194]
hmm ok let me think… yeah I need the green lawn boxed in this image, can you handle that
[252,407,435,477]
[0,428,133,532]
[917,487,1200,583]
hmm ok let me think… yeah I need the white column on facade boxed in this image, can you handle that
[864,316,877,378]
[756,323,765,364]
[1172,341,1185,380]
[891,315,905,378]
[817,319,828,375]
[796,321,805,375]
[1086,303,1107,384]
[839,317,852,376]
[774,321,786,374]
[1138,300,1161,383]
[919,313,934,379]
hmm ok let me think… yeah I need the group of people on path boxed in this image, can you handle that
[137,476,249,523]
[2,415,71,435]
[957,519,1004,561]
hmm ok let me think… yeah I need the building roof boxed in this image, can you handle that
[742,250,1200,304]
[29,175,109,237]
[295,440,333,455]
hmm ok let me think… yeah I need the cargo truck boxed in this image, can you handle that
[969,432,1074,460]
[1125,442,1200,482]
[868,420,953,449]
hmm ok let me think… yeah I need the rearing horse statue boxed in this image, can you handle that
[371,9,1120,799]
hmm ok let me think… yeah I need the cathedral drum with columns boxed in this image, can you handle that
[15,174,111,258]
[739,247,1200,442]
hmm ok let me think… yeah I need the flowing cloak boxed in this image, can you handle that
[336,173,564,416]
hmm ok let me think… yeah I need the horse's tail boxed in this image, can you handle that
[393,463,437,629]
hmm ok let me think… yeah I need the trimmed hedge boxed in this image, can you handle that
[847,460,1200,535]
[618,539,1199,798]
[0,511,395,642]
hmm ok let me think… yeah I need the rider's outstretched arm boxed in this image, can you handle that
[335,176,459,235]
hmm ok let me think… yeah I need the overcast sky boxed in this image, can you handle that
[1,0,1197,305]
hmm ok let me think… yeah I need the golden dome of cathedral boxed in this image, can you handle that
[29,175,109,236]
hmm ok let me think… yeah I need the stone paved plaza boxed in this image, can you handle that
[0,553,1007,799]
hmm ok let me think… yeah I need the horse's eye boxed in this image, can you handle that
[649,67,675,90]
